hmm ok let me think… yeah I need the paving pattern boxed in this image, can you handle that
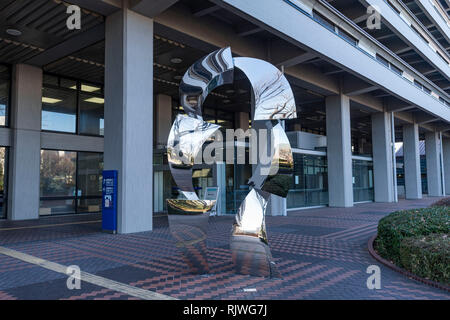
[0,198,449,300]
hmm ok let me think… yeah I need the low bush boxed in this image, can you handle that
[431,197,450,207]
[399,233,450,284]
[375,206,449,265]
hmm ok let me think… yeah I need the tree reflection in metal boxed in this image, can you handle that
[166,47,297,277]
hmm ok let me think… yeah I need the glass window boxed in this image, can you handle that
[79,93,104,136]
[40,150,76,198]
[413,80,423,90]
[390,64,403,76]
[60,78,77,90]
[41,86,77,133]
[39,150,103,216]
[287,154,328,209]
[40,150,76,215]
[77,152,103,213]
[375,54,389,68]
[0,64,10,126]
[0,147,7,219]
[42,75,104,136]
[337,28,358,46]
[352,159,374,202]
[422,86,431,94]
[313,10,335,32]
[43,74,58,86]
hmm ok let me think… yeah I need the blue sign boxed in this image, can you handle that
[102,170,118,233]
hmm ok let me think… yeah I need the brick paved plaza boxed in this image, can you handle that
[0,197,449,300]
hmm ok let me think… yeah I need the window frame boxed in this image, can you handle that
[39,148,104,216]
[0,63,12,128]
[41,73,104,137]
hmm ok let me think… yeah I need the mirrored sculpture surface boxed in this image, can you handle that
[180,47,234,119]
[167,48,234,274]
[167,200,216,274]
[167,114,221,199]
[167,47,297,277]
[231,57,296,277]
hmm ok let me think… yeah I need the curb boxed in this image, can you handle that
[368,234,450,293]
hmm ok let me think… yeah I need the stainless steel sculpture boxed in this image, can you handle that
[167,47,297,276]
[230,57,296,277]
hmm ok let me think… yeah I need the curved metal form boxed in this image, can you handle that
[231,57,297,278]
[167,200,216,274]
[167,114,221,199]
[179,47,234,119]
[166,47,297,277]
[167,48,235,274]
[233,57,296,120]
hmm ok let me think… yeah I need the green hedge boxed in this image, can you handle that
[375,206,450,266]
[431,197,450,207]
[399,234,450,284]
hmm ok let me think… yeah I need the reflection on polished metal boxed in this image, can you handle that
[230,189,280,277]
[231,57,296,278]
[167,200,215,274]
[167,115,220,198]
[180,47,234,120]
[167,47,297,277]
[167,48,234,274]
[233,57,296,120]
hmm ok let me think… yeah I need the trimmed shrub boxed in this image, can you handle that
[431,197,450,207]
[375,206,450,265]
[399,233,450,285]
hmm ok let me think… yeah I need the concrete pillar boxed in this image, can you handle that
[155,94,172,149]
[267,120,287,216]
[371,112,395,202]
[104,6,154,233]
[326,94,353,207]
[443,138,450,195]
[425,131,444,196]
[214,162,226,215]
[235,111,249,131]
[292,123,302,132]
[402,124,422,199]
[8,64,42,220]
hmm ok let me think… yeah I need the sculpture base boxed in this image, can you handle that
[167,199,215,275]
[230,234,280,278]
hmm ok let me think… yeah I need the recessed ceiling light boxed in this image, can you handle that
[81,84,101,92]
[173,75,183,80]
[6,28,22,36]
[42,97,62,104]
[84,97,104,104]
[170,57,183,64]
[225,89,235,94]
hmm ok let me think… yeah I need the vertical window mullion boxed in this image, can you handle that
[75,151,79,214]
[76,80,81,135]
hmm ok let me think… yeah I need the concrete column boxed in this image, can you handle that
[214,162,226,215]
[403,124,422,199]
[292,123,301,132]
[326,94,353,207]
[104,6,154,233]
[155,94,172,149]
[371,112,395,202]
[443,138,450,195]
[267,120,287,216]
[235,111,249,131]
[8,64,42,220]
[425,131,444,196]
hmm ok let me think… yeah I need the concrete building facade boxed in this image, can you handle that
[0,0,448,233]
